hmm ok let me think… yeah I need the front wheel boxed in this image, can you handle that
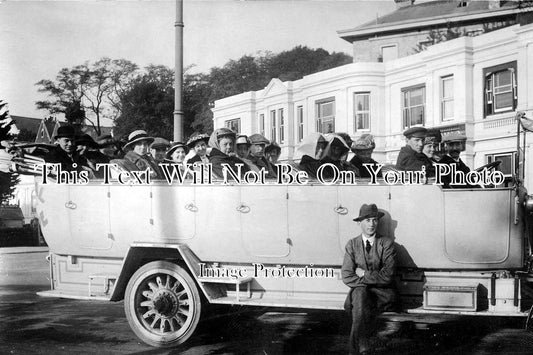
[124,261,201,347]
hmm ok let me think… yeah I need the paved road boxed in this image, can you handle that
[1,249,533,354]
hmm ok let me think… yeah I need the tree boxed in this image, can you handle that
[36,58,138,135]
[0,100,20,203]
[114,66,175,139]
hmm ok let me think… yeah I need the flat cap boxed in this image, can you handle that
[150,137,171,150]
[442,133,467,143]
[249,133,270,145]
[403,126,427,138]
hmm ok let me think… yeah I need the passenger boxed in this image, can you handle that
[422,129,442,164]
[235,135,260,173]
[96,134,122,159]
[208,128,250,179]
[320,134,360,178]
[166,142,189,164]
[76,134,110,178]
[335,132,354,161]
[123,130,161,179]
[165,141,190,177]
[249,133,277,179]
[349,134,381,178]
[341,203,398,355]
[150,137,170,164]
[265,142,282,165]
[439,133,472,188]
[395,127,434,176]
[185,133,210,165]
[44,125,92,174]
[296,133,327,179]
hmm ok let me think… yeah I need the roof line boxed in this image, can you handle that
[338,7,524,40]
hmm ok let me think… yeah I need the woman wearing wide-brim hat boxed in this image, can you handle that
[123,130,162,179]
[185,133,210,165]
[166,142,189,164]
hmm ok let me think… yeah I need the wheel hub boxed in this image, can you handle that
[152,290,178,317]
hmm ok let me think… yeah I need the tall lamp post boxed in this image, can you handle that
[174,0,184,141]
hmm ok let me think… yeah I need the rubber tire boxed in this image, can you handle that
[124,260,201,348]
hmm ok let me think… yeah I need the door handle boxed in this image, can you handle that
[184,203,198,212]
[65,201,77,210]
[333,205,348,215]
[236,204,250,214]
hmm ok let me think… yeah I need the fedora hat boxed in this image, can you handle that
[124,130,154,150]
[54,125,76,139]
[353,204,384,222]
[186,133,210,148]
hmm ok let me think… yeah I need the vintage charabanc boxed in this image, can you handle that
[3,118,533,348]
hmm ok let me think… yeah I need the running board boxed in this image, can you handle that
[37,289,110,301]
[408,306,528,317]
[209,295,345,310]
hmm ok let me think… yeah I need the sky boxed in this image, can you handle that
[0,0,396,119]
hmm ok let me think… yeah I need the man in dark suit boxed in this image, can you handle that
[342,204,397,355]
[396,126,434,176]
[438,133,472,188]
[44,125,91,173]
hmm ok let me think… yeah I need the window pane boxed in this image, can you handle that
[442,100,454,119]
[494,92,513,110]
[410,88,424,106]
[495,154,512,175]
[495,71,512,87]
[321,102,333,117]
[411,106,424,126]
[443,77,453,97]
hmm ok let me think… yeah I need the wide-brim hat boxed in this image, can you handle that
[54,125,76,139]
[186,133,210,148]
[249,133,270,145]
[124,130,154,150]
[403,126,427,139]
[150,137,171,150]
[76,134,99,149]
[353,203,385,222]
[166,142,189,157]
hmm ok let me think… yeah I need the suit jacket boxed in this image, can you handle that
[438,155,472,188]
[341,234,396,288]
[396,146,434,177]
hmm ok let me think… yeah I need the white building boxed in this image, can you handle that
[213,23,533,187]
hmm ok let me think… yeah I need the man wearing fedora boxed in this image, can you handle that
[44,125,91,173]
[396,126,434,176]
[342,203,397,355]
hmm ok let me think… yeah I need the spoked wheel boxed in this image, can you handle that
[124,261,201,347]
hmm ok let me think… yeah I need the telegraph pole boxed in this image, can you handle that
[174,0,184,141]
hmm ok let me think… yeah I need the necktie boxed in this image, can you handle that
[365,240,372,254]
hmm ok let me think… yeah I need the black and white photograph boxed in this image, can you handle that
[2,0,533,354]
